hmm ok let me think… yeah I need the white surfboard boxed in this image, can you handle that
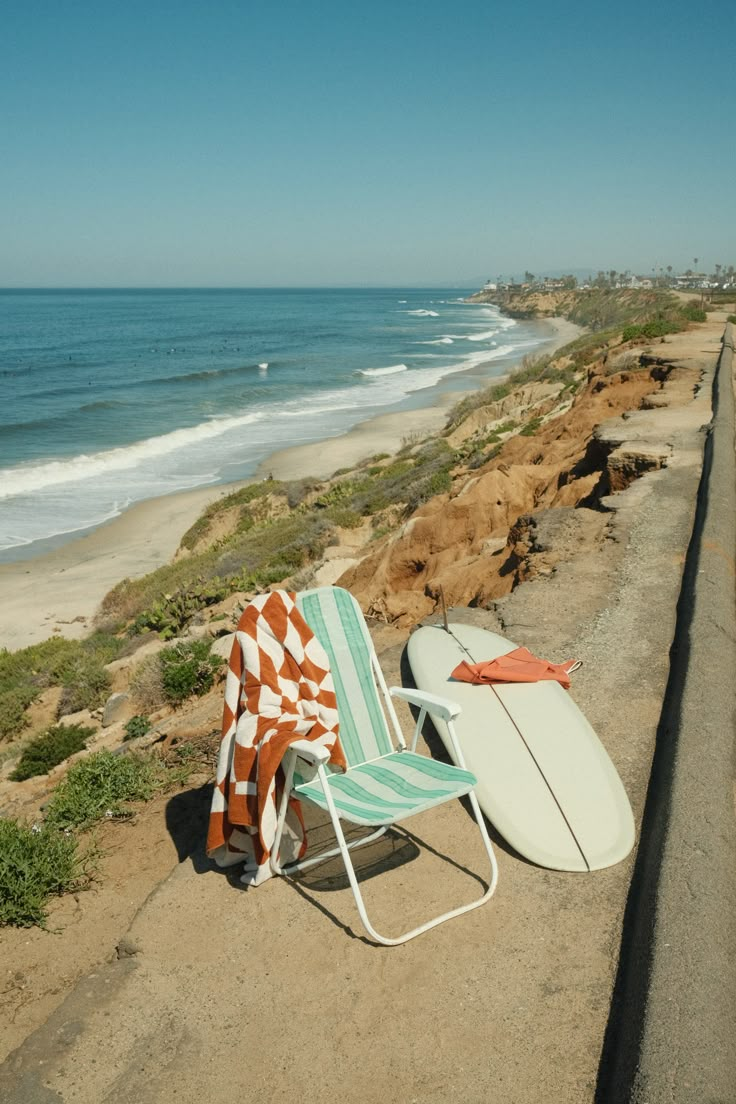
[407,623,635,872]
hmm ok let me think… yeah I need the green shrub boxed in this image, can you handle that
[622,318,685,342]
[467,444,502,470]
[493,420,517,437]
[57,654,111,716]
[284,478,320,509]
[405,468,452,512]
[0,686,36,741]
[0,818,81,927]
[132,577,228,640]
[99,553,220,628]
[123,715,152,742]
[45,750,159,831]
[159,640,222,705]
[727,314,736,325]
[215,513,334,585]
[314,481,357,508]
[520,416,543,437]
[129,655,166,712]
[565,288,679,331]
[325,506,363,529]
[179,480,284,551]
[10,723,94,782]
[0,634,123,739]
[679,302,707,322]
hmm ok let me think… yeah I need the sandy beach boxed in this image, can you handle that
[0,318,579,651]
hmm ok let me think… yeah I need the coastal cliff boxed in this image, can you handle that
[338,359,668,624]
[1,297,731,1104]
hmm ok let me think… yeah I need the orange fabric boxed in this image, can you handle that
[451,646,578,690]
[206,590,346,883]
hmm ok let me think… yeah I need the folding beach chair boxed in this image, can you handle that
[270,586,498,946]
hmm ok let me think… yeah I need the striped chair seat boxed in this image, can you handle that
[295,750,477,827]
[269,586,498,945]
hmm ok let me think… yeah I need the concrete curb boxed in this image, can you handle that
[597,324,736,1102]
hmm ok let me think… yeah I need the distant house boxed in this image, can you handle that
[483,281,497,291]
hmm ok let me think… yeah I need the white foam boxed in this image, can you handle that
[418,336,454,345]
[466,329,503,342]
[356,363,409,378]
[0,317,540,552]
[479,343,516,360]
[0,410,266,499]
[402,309,440,317]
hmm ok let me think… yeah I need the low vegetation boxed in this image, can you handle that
[0,817,84,927]
[1,742,198,926]
[45,749,160,831]
[159,640,223,705]
[97,439,458,641]
[444,352,579,435]
[123,714,152,741]
[564,288,680,330]
[0,634,122,742]
[129,639,223,711]
[9,723,94,781]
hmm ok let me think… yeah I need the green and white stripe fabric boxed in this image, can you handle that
[294,750,477,826]
[297,587,393,767]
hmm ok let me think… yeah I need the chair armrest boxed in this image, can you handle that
[389,687,461,722]
[288,739,331,766]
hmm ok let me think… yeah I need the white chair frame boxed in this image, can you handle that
[270,650,498,946]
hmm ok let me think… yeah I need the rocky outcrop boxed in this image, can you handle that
[338,366,671,624]
[445,381,563,447]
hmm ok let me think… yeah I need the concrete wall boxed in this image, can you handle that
[598,324,736,1102]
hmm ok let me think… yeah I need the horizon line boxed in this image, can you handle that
[0,283,480,292]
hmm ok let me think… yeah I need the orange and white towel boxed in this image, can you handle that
[451,646,580,690]
[207,590,346,885]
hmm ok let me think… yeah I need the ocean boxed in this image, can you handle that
[0,288,548,560]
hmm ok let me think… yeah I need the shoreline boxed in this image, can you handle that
[0,316,580,651]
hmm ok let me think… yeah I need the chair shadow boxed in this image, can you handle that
[162,641,523,938]
[283,808,491,943]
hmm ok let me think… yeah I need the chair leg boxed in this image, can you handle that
[270,751,297,877]
[316,767,499,947]
[281,825,389,874]
[270,754,388,877]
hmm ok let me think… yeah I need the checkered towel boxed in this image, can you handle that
[206,590,346,885]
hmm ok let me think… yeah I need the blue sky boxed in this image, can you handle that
[2,0,734,286]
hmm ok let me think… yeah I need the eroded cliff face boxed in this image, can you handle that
[338,365,669,625]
